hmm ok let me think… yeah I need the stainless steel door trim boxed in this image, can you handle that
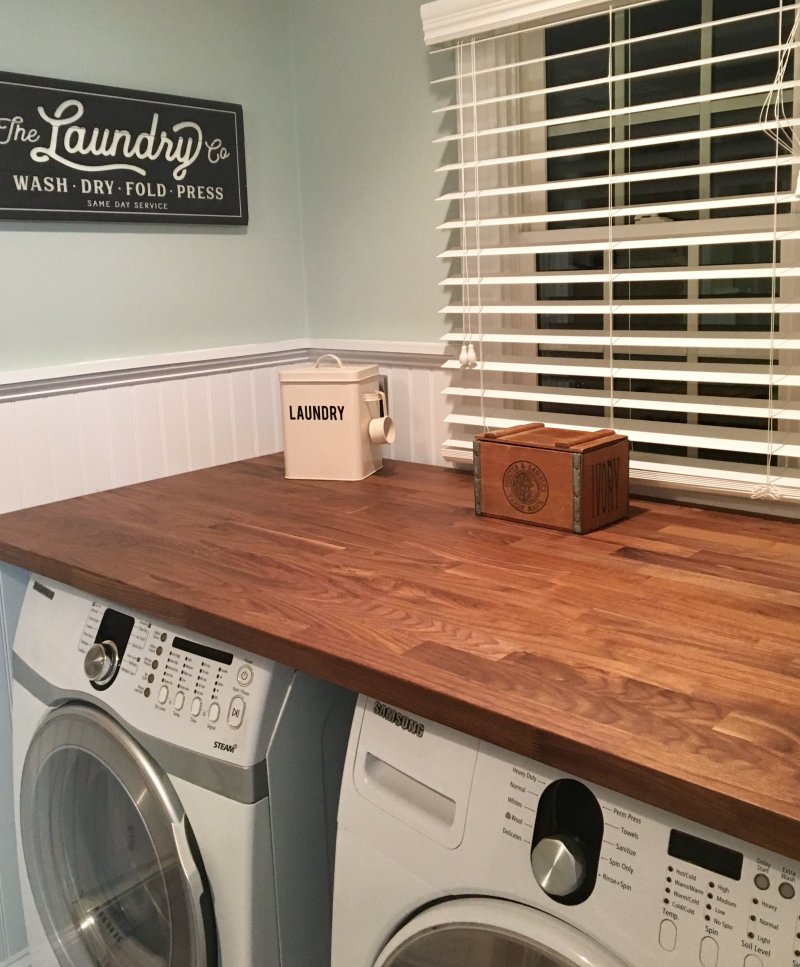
[19,702,216,967]
[375,896,629,967]
[13,653,268,803]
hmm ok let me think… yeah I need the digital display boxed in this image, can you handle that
[173,636,233,666]
[668,829,743,881]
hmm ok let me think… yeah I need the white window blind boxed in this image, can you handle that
[422,0,800,507]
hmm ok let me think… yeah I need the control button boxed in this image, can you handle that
[174,691,185,711]
[191,697,202,717]
[236,664,254,687]
[778,881,795,899]
[84,640,119,686]
[144,687,151,698]
[754,873,770,891]
[209,702,221,723]
[700,935,719,967]
[531,836,585,898]
[147,674,155,684]
[228,695,246,729]
[658,919,677,952]
[151,659,158,670]
[158,685,169,704]
[743,955,763,967]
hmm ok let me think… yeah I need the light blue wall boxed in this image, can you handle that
[290,0,444,342]
[0,0,308,371]
[0,0,446,372]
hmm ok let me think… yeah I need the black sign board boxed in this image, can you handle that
[0,72,247,224]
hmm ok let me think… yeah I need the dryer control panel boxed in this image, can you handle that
[343,696,800,967]
[13,575,294,767]
[473,742,800,967]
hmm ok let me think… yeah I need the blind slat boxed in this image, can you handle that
[445,412,800,457]
[440,333,800,349]
[442,267,800,284]
[442,358,800,386]
[443,386,800,421]
[437,153,796,201]
[439,218,800,256]
[439,194,798,230]
[441,302,800,315]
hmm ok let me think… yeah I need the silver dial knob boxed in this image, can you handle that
[531,835,586,898]
[84,640,119,685]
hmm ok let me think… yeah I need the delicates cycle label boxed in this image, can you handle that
[0,71,247,224]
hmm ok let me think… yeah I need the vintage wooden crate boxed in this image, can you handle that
[474,423,629,534]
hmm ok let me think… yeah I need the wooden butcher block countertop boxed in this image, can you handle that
[0,455,798,859]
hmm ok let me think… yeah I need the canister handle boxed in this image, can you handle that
[364,391,395,445]
[314,354,344,369]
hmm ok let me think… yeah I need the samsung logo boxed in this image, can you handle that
[213,741,237,754]
[32,580,55,600]
[373,701,425,738]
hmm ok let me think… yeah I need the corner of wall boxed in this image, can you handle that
[284,0,312,343]
[0,564,29,962]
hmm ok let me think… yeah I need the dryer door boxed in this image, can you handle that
[376,897,629,967]
[19,703,216,967]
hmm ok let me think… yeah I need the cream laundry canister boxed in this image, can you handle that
[279,354,395,480]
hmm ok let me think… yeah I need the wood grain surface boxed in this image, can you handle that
[0,455,798,859]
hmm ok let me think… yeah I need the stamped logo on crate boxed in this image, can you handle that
[502,461,549,514]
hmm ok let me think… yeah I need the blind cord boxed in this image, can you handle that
[607,2,616,432]
[456,40,473,369]
[470,37,487,430]
[752,4,799,501]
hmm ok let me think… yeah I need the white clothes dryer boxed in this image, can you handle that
[12,574,355,967]
[332,696,800,967]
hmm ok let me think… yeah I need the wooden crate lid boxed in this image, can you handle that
[475,423,628,453]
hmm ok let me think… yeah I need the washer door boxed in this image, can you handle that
[20,703,216,967]
[375,897,629,967]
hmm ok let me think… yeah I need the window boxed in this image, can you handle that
[423,0,800,507]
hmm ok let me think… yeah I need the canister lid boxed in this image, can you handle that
[476,423,627,452]
[279,353,379,383]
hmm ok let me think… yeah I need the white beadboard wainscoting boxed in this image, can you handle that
[0,338,447,964]
[0,339,449,515]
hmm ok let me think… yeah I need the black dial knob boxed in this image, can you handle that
[84,640,119,685]
[531,834,586,898]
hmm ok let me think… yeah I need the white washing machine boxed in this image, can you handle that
[12,573,355,967]
[332,695,800,967]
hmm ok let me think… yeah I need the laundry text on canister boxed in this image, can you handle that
[289,404,345,422]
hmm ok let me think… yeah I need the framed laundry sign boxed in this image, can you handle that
[0,71,247,224]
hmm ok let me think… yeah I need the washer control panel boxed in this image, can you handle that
[79,601,260,732]
[14,575,294,766]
